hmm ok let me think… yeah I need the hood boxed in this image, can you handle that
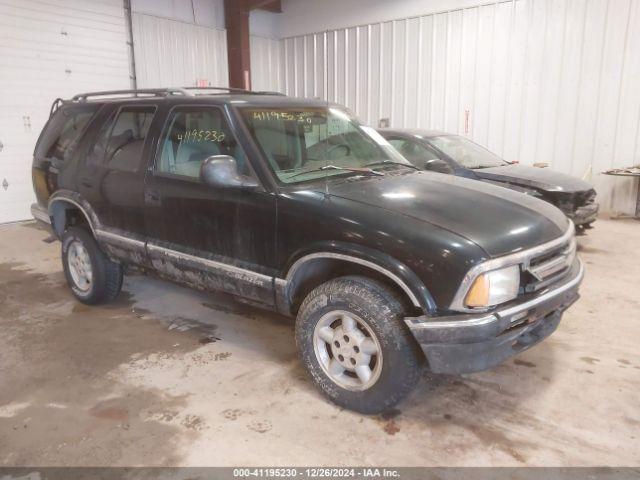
[472,164,593,193]
[323,171,569,258]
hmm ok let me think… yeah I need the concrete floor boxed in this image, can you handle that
[0,218,638,467]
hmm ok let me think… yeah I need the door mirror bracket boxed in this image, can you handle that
[200,155,260,189]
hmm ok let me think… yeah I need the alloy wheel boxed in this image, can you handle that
[313,310,383,391]
[67,240,93,292]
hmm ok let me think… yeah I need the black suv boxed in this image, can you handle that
[31,88,584,414]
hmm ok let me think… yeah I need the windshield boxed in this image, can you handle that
[241,107,411,184]
[427,135,508,169]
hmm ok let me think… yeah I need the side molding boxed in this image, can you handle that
[147,243,273,288]
[95,229,146,253]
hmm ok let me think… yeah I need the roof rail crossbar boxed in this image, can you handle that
[183,86,286,96]
[183,86,252,93]
[72,88,193,102]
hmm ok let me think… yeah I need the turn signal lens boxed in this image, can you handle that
[465,273,490,307]
[32,168,51,203]
[464,265,520,308]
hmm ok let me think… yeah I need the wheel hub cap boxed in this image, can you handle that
[330,325,371,370]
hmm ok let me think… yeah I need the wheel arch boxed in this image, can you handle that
[278,246,437,316]
[48,192,99,238]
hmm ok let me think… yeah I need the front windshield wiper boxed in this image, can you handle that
[362,160,419,170]
[287,164,384,180]
[471,165,504,169]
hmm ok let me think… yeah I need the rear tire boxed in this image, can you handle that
[61,226,123,304]
[295,275,422,414]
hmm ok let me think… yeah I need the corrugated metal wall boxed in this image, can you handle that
[0,0,131,223]
[131,13,229,88]
[280,0,640,214]
[250,35,283,92]
[131,13,283,92]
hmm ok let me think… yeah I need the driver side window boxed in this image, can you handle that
[157,106,248,179]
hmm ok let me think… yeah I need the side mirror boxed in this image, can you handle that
[424,158,453,174]
[200,155,259,189]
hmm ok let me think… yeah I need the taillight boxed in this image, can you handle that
[32,168,51,203]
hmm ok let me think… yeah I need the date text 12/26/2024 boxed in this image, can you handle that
[233,468,400,478]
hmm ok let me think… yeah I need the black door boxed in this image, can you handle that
[75,104,159,266]
[76,104,158,240]
[144,104,277,307]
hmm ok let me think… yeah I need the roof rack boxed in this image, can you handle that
[49,97,64,116]
[72,87,193,102]
[70,86,285,102]
[182,86,285,96]
[183,86,251,94]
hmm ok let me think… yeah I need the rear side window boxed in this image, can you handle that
[87,106,155,172]
[35,105,98,162]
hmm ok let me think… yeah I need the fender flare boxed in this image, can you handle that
[48,190,100,237]
[279,243,437,314]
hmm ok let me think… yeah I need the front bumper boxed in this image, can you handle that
[568,202,599,226]
[405,259,584,374]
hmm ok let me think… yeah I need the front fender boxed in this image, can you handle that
[280,241,437,315]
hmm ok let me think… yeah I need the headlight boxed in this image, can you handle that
[465,265,520,308]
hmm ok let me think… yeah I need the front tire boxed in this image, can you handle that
[61,226,123,304]
[295,276,422,414]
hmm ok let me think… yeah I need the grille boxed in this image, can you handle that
[522,236,576,293]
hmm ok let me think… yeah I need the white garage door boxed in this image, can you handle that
[0,0,132,223]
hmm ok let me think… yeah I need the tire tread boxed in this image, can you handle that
[61,226,123,305]
[296,275,423,414]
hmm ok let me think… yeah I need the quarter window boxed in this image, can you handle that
[157,107,248,179]
[35,106,98,162]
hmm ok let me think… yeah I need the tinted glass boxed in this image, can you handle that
[86,111,115,166]
[87,106,155,172]
[427,135,507,169]
[388,138,439,166]
[241,107,410,184]
[35,105,98,161]
[107,107,155,172]
[158,107,248,178]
